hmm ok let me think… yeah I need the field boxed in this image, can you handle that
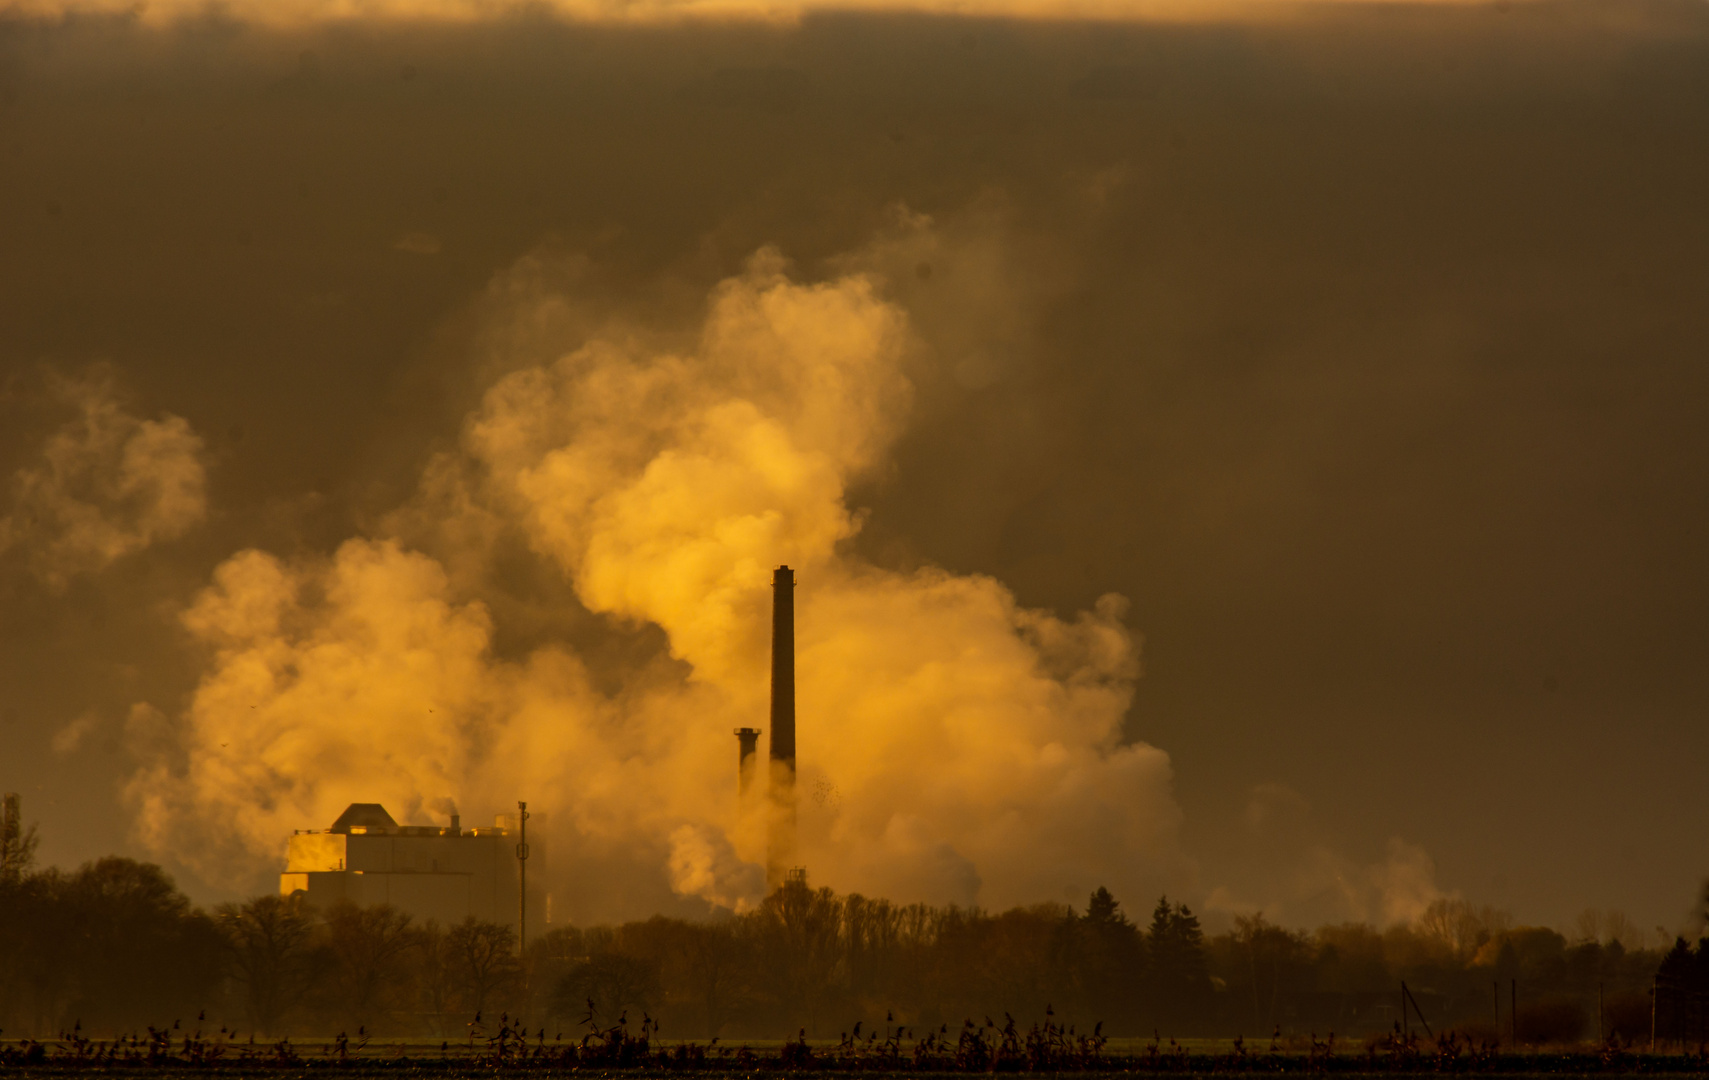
[6,1027,1709,1076]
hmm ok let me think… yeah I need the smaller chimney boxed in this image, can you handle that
[735,728,761,796]
[449,813,461,836]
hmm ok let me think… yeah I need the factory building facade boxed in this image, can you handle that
[285,566,795,925]
[280,803,543,930]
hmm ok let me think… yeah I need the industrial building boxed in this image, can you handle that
[280,803,543,930]
[283,566,796,925]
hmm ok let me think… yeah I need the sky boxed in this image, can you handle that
[1,0,1706,935]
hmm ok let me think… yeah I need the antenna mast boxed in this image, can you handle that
[516,800,530,954]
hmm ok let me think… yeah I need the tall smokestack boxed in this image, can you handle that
[770,565,796,768]
[766,565,797,888]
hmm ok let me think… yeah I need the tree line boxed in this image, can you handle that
[0,843,1698,1044]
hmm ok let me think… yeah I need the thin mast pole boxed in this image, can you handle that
[516,801,530,954]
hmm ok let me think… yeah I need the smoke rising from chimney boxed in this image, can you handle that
[123,230,1188,917]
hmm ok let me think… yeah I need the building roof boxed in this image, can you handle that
[329,803,399,833]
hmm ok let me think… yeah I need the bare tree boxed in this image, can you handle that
[756,879,845,1035]
[1231,912,1310,1033]
[215,894,323,1035]
[415,920,461,1037]
[1415,898,1512,959]
[681,920,749,1037]
[66,858,223,1033]
[0,795,40,885]
[0,867,74,1035]
[322,901,421,1033]
[447,918,520,1024]
[553,952,661,1028]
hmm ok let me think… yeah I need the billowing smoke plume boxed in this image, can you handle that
[1203,783,1446,927]
[126,233,1186,919]
[0,369,207,589]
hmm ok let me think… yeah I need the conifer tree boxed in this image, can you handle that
[1146,895,1211,1033]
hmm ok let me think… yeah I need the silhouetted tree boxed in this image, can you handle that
[446,917,521,1023]
[843,894,904,1013]
[1655,937,1703,1046]
[1228,913,1311,1034]
[1415,898,1509,960]
[414,920,463,1037]
[1,844,1695,1041]
[1146,896,1210,1033]
[677,919,749,1037]
[0,867,75,1034]
[64,858,222,1033]
[552,952,661,1028]
[320,900,421,1033]
[0,794,39,885]
[925,902,1068,1026]
[1077,887,1142,1027]
[216,893,323,1035]
[756,878,845,1035]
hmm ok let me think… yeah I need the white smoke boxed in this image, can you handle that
[1203,782,1446,927]
[126,232,1188,919]
[0,369,207,589]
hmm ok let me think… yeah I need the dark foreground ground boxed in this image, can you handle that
[6,1032,1709,1076]
[8,1065,1709,1076]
